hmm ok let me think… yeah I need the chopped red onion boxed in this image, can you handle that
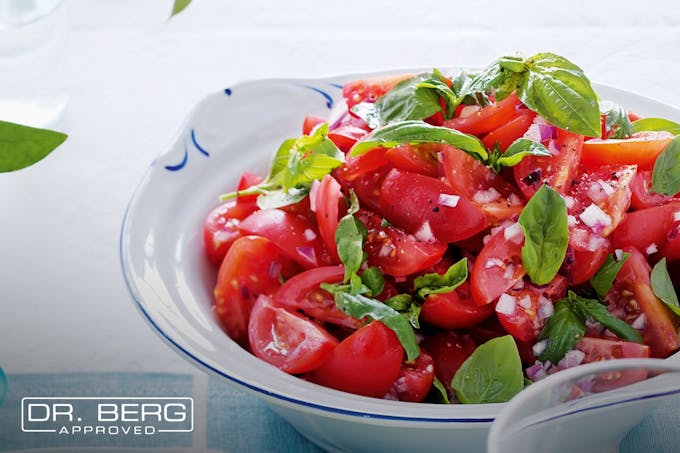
[304,228,317,241]
[586,182,607,203]
[579,203,612,233]
[328,109,349,132]
[562,195,576,209]
[414,221,435,242]
[539,123,557,141]
[646,243,658,255]
[525,361,548,381]
[309,179,321,212]
[587,235,607,252]
[571,228,590,249]
[502,264,515,279]
[567,215,577,227]
[674,211,680,222]
[484,257,504,269]
[537,296,554,320]
[632,313,647,329]
[532,340,548,357]
[268,261,282,279]
[523,123,542,142]
[518,295,532,309]
[597,179,615,195]
[438,193,460,208]
[558,349,585,370]
[496,293,517,315]
[614,248,624,261]
[379,243,394,258]
[472,188,501,204]
[509,193,523,206]
[459,105,480,118]
[296,246,317,264]
[503,222,524,243]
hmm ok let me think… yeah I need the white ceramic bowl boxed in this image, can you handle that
[120,71,680,453]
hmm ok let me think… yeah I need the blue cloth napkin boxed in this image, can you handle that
[0,373,677,452]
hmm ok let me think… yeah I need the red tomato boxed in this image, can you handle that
[214,236,299,346]
[514,129,584,199]
[310,321,404,398]
[380,168,488,243]
[235,172,264,206]
[273,266,361,329]
[334,147,388,182]
[203,200,258,266]
[342,74,414,109]
[481,110,536,151]
[441,146,524,225]
[391,350,435,403]
[336,163,390,213]
[302,115,325,135]
[576,337,650,392]
[248,295,338,374]
[562,237,612,285]
[443,92,523,136]
[421,282,495,329]
[385,143,443,177]
[421,332,477,398]
[357,209,447,277]
[329,123,371,153]
[239,209,332,269]
[630,170,677,210]
[314,175,343,263]
[611,202,680,258]
[471,223,526,305]
[581,131,674,170]
[495,281,557,343]
[605,247,680,358]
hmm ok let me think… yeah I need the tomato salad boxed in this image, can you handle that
[204,52,680,404]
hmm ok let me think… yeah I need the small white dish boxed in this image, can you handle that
[120,70,680,453]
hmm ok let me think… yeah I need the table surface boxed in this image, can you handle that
[1,0,680,450]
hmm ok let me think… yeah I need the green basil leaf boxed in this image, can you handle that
[430,376,451,404]
[599,100,633,139]
[332,292,420,361]
[589,252,631,298]
[499,56,526,73]
[538,299,586,364]
[403,302,422,329]
[255,187,309,210]
[171,0,192,17]
[0,121,67,173]
[651,258,680,318]
[569,291,643,343]
[413,258,468,299]
[652,136,680,196]
[336,214,367,283]
[459,61,510,102]
[384,294,413,311]
[490,138,551,172]
[519,53,601,137]
[632,117,680,135]
[350,120,488,161]
[361,267,385,297]
[452,335,523,404]
[518,184,569,285]
[452,71,492,107]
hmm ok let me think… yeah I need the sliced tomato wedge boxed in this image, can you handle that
[310,321,404,398]
[314,175,343,263]
[357,209,446,277]
[443,92,524,136]
[421,332,477,399]
[380,168,488,243]
[471,223,526,305]
[514,129,584,199]
[203,199,259,266]
[581,131,674,170]
[481,110,536,151]
[328,122,371,153]
[390,349,435,403]
[334,147,388,183]
[495,280,560,343]
[342,74,414,109]
[235,172,264,206]
[385,143,443,177]
[605,247,680,358]
[302,115,325,135]
[611,202,680,259]
[335,163,390,213]
[630,170,678,210]
[421,282,495,329]
[239,209,332,269]
[576,337,650,392]
[248,295,338,374]
[273,266,360,329]
[214,236,299,346]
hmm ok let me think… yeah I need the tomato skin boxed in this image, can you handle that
[357,209,447,277]
[581,131,674,170]
[514,129,583,199]
[576,337,650,392]
[239,209,332,269]
[421,282,495,329]
[203,200,258,266]
[328,123,371,153]
[391,350,435,403]
[214,236,299,346]
[630,170,676,210]
[443,92,523,136]
[310,321,404,398]
[248,295,338,374]
[274,266,361,329]
[336,164,389,213]
[481,111,536,151]
[385,143,443,177]
[335,147,388,183]
[315,175,343,263]
[471,223,526,306]
[562,240,612,285]
[605,247,680,358]
[611,202,680,257]
[236,172,264,206]
[421,332,477,398]
[342,74,414,109]
[495,282,557,343]
[302,116,325,135]
[380,168,488,243]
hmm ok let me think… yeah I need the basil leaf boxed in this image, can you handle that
[0,121,67,173]
[538,299,586,364]
[569,292,643,343]
[489,138,551,172]
[336,192,367,283]
[651,258,680,318]
[430,376,451,404]
[499,56,526,73]
[518,184,569,285]
[599,100,633,139]
[256,187,309,210]
[519,53,601,137]
[403,302,422,329]
[633,117,680,135]
[452,71,492,107]
[384,294,413,311]
[459,61,510,102]
[589,252,631,298]
[332,291,420,361]
[361,267,385,297]
[171,0,192,17]
[350,120,488,160]
[451,335,523,404]
[652,136,680,196]
[413,258,468,299]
